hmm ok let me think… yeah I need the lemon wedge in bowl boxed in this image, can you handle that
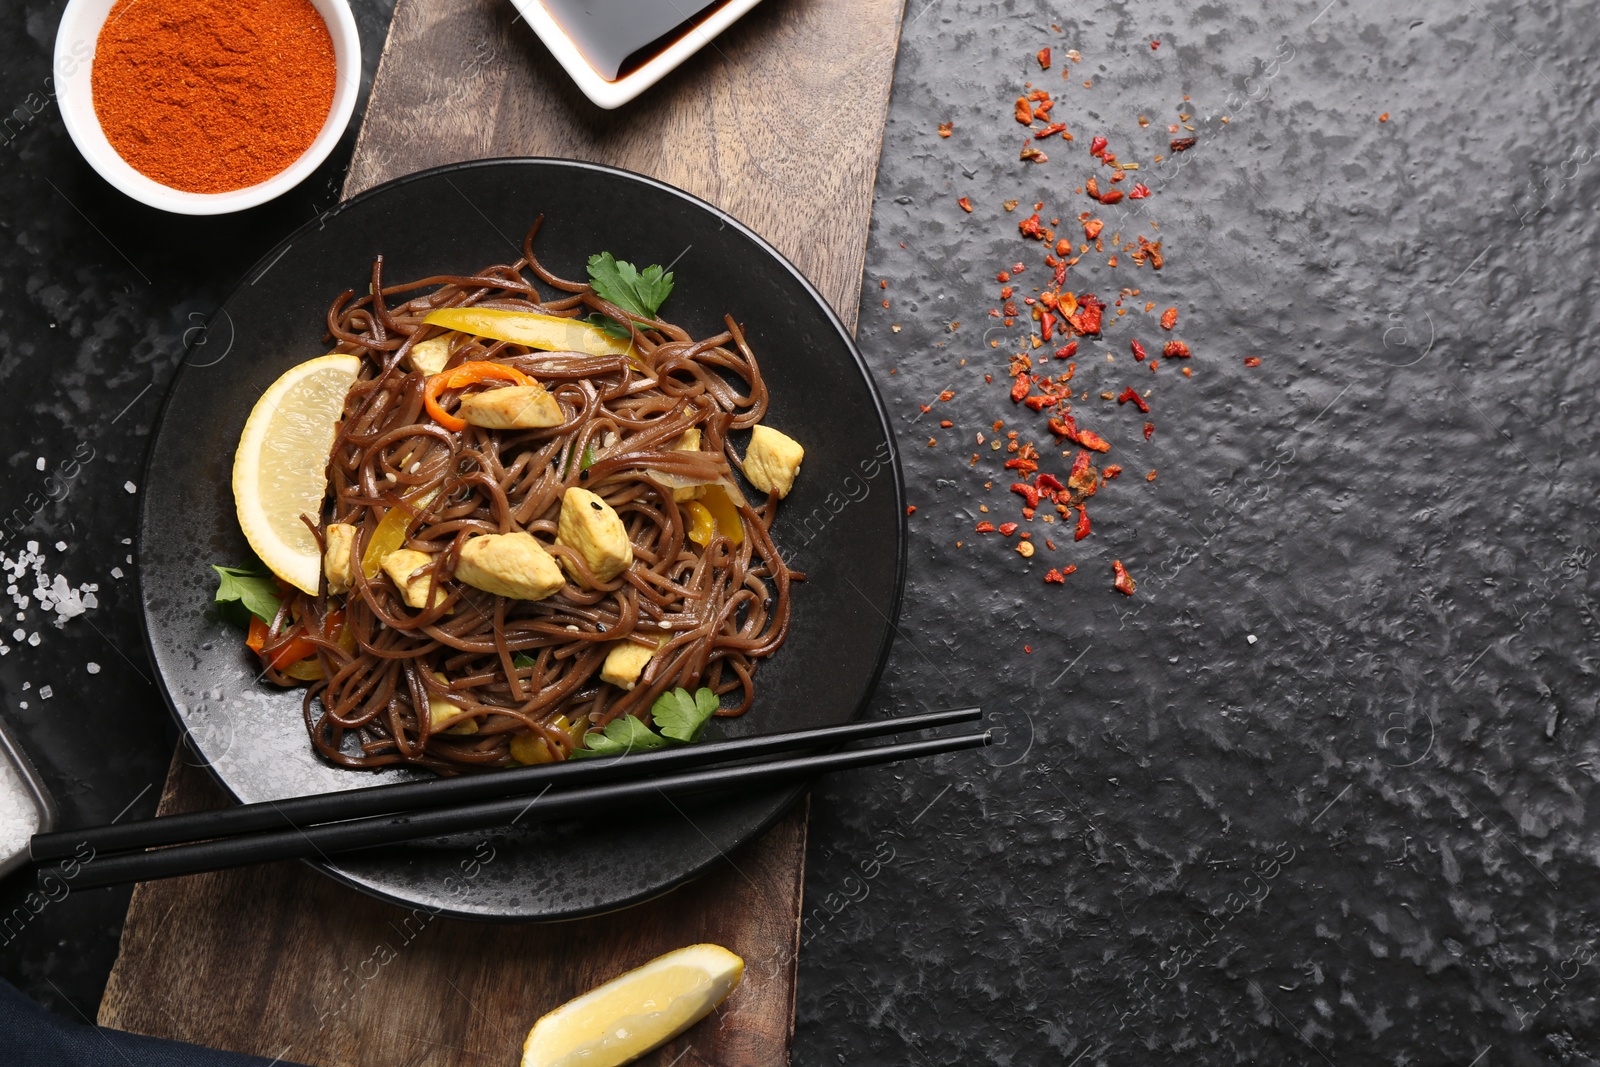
[232,353,360,594]
[522,944,744,1067]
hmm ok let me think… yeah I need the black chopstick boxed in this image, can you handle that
[62,730,990,890]
[31,707,981,862]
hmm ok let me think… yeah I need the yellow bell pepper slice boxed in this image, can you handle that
[359,489,440,580]
[685,501,716,547]
[697,484,744,548]
[423,308,636,358]
[509,714,584,765]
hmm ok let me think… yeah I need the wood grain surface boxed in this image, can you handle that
[98,1,902,1063]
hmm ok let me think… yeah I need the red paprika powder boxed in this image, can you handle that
[92,0,337,194]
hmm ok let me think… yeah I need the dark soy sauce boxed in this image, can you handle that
[541,0,731,82]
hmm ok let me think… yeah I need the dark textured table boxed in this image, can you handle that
[5,0,1600,1063]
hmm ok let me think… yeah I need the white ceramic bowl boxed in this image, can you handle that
[508,0,765,110]
[53,0,361,215]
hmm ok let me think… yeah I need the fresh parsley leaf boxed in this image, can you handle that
[586,253,675,327]
[652,687,720,743]
[572,714,672,758]
[584,312,634,340]
[212,564,282,625]
[512,652,537,669]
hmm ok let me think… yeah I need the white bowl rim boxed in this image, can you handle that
[53,0,362,216]
[505,0,767,111]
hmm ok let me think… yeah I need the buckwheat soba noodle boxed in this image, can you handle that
[255,219,804,774]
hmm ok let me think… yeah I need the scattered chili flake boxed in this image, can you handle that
[1017,540,1036,558]
[1019,212,1045,238]
[1181,367,1192,377]
[1011,482,1042,508]
[1130,339,1148,362]
[938,121,954,137]
[998,522,1019,536]
[1010,375,1031,403]
[1103,464,1122,479]
[958,196,973,213]
[1076,429,1111,452]
[1055,342,1078,360]
[1003,199,1020,212]
[1024,645,1033,653]
[1024,394,1057,412]
[1117,386,1150,413]
[1099,190,1124,205]
[997,271,1010,282]
[928,437,937,446]
[1128,183,1151,199]
[1150,39,1159,49]
[906,505,917,515]
[1084,218,1104,240]
[1021,145,1049,163]
[1146,469,1157,481]
[1244,356,1262,367]
[1379,112,1389,122]
[1015,97,1033,124]
[1067,294,1105,336]
[1163,340,1191,358]
[1112,560,1135,596]
[975,521,995,533]
[938,390,955,401]
[1075,508,1091,541]
[1036,122,1066,139]
[1089,135,1108,158]
[1143,422,1154,440]
[1170,136,1197,152]
[940,419,953,428]
[1037,46,1051,70]
[1044,568,1065,584]
[1160,307,1177,330]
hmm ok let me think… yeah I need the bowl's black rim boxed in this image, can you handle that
[135,156,909,922]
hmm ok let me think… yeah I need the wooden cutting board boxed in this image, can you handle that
[97,1,903,1064]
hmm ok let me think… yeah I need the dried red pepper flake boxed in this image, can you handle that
[1089,136,1108,158]
[1163,340,1191,358]
[937,121,954,138]
[1067,294,1105,336]
[1143,421,1154,440]
[1150,39,1159,49]
[1160,307,1178,330]
[1019,213,1045,238]
[1098,190,1124,205]
[958,196,974,213]
[1000,286,1013,299]
[1011,482,1042,508]
[1128,183,1151,199]
[1084,219,1104,240]
[1035,472,1065,493]
[1037,47,1051,70]
[906,505,918,515]
[1012,262,1026,273]
[1244,356,1262,367]
[1024,394,1058,412]
[975,521,996,533]
[1085,175,1101,199]
[1117,386,1150,413]
[998,522,1019,536]
[939,420,953,428]
[1130,339,1148,362]
[1009,375,1031,403]
[1003,456,1040,473]
[1146,469,1157,481]
[1062,564,1077,575]
[1055,341,1078,360]
[1112,559,1135,595]
[1075,429,1110,452]
[1043,568,1065,584]
[1379,112,1389,122]
[1015,97,1034,124]
[1021,145,1049,163]
[1036,123,1067,139]
[1076,507,1093,541]
[1170,136,1197,153]
[997,271,1010,283]
[1103,464,1123,479]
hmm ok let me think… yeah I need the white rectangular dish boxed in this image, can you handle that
[507,0,766,109]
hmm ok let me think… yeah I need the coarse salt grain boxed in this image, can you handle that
[34,458,45,471]
[38,686,52,700]
[0,755,41,867]
[87,663,101,674]
[124,481,137,494]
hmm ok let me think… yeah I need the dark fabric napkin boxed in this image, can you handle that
[0,979,310,1066]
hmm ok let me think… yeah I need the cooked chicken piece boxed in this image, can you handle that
[457,384,563,429]
[454,532,565,601]
[742,425,805,499]
[323,522,358,594]
[408,335,453,377]
[600,636,666,691]
[671,427,704,502]
[380,549,449,610]
[557,487,634,584]
[428,672,477,735]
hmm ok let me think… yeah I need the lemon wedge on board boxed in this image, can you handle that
[522,943,744,1067]
[232,353,360,594]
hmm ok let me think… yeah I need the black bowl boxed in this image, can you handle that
[138,159,906,920]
